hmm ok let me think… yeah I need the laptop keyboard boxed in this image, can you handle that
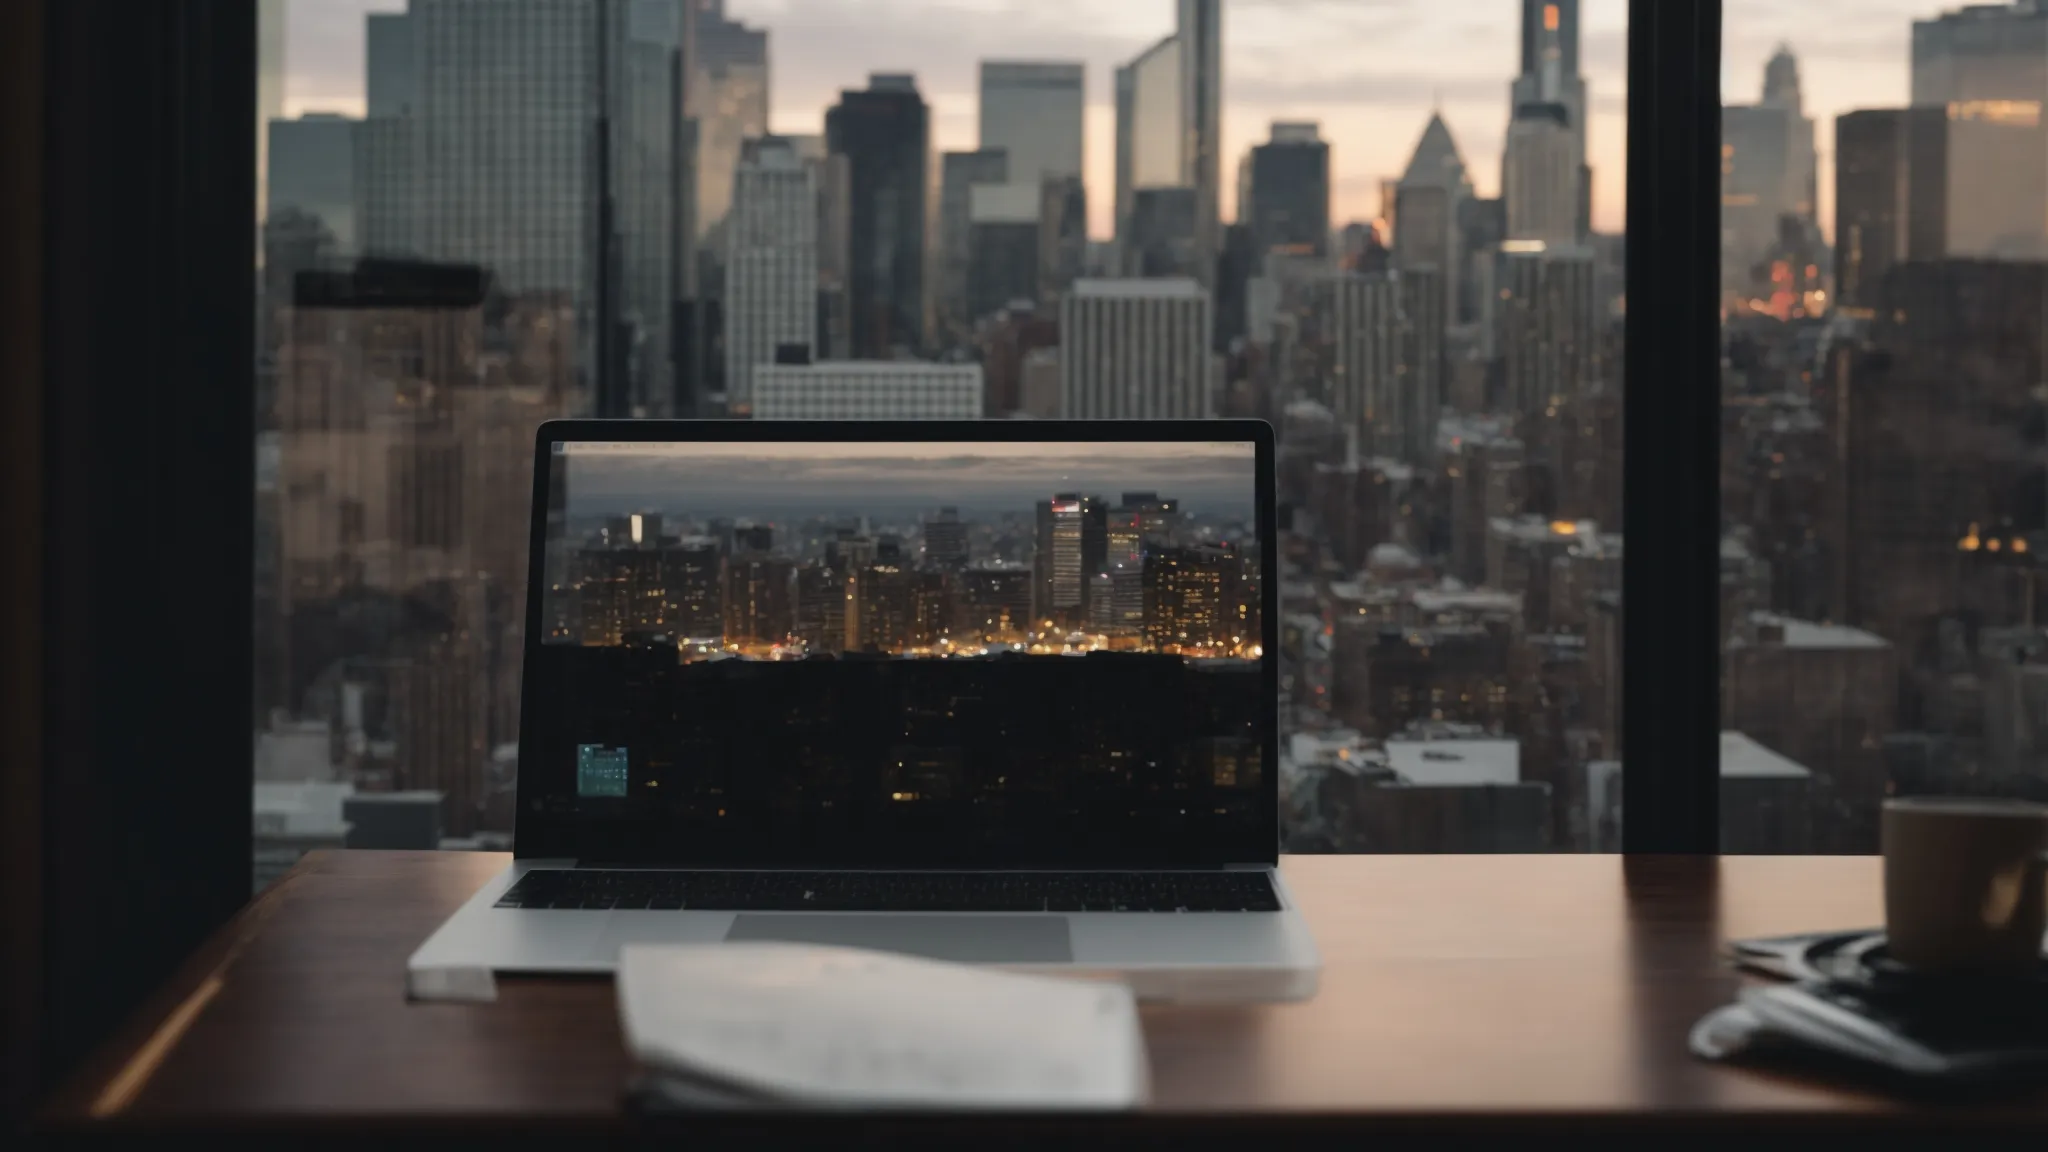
[495,869,1282,913]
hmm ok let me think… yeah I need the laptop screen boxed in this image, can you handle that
[521,436,1272,868]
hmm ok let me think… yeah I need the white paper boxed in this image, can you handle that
[617,943,1148,1109]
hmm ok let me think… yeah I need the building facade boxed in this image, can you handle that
[1060,279,1216,419]
[751,362,982,420]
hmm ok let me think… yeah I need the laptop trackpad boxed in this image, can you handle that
[724,914,1073,963]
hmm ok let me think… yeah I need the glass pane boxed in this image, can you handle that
[1719,2,2048,854]
[254,0,1627,887]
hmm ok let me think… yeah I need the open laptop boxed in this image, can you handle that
[409,419,1319,1003]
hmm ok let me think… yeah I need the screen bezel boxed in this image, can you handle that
[514,419,1280,867]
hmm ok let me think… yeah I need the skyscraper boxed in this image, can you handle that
[937,148,1009,346]
[1244,122,1331,257]
[967,184,1041,323]
[825,73,930,358]
[412,0,693,416]
[1721,47,1819,296]
[1126,187,1201,279]
[1178,0,1223,286]
[1911,0,2048,107]
[1113,33,1180,269]
[923,509,970,572]
[1318,272,1404,458]
[357,13,417,258]
[1503,5,1579,247]
[1035,495,1110,627]
[692,0,769,248]
[725,136,816,413]
[978,61,1085,190]
[1394,113,1472,337]
[269,114,358,251]
[1833,109,1913,312]
[1907,3,2048,261]
[1508,0,1588,238]
[1498,241,1595,416]
[1060,280,1216,420]
[365,12,416,117]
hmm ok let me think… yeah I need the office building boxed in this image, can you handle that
[1394,113,1471,335]
[922,509,970,572]
[1037,496,1110,628]
[722,554,796,647]
[725,136,816,414]
[1039,175,1088,307]
[1902,102,2048,262]
[269,114,358,251]
[355,14,417,259]
[1126,187,1201,279]
[1509,0,1589,237]
[1722,47,1818,297]
[1833,109,1913,311]
[1244,122,1331,257]
[1911,1,2048,107]
[825,74,930,357]
[845,564,918,653]
[937,148,1009,347]
[1724,613,1895,854]
[413,0,692,416]
[1498,241,1595,415]
[1398,267,1446,467]
[693,0,769,245]
[978,61,1085,190]
[1019,346,1062,418]
[1112,33,1180,264]
[967,183,1041,324]
[1318,273,1403,459]
[806,143,853,360]
[794,564,848,654]
[751,362,982,420]
[1143,545,1235,651]
[1178,0,1223,286]
[959,566,1034,638]
[1060,279,1215,420]
[365,11,416,116]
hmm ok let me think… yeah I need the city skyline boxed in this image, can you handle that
[557,441,1259,514]
[281,0,1954,238]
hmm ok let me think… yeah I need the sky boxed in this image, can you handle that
[558,441,1259,515]
[282,0,1953,241]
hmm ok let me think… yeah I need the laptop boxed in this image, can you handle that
[408,419,1319,1003]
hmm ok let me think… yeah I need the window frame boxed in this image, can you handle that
[17,0,1728,1109]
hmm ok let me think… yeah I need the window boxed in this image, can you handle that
[253,0,1629,884]
[1719,1,2048,854]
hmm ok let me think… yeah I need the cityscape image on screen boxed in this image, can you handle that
[518,440,1270,865]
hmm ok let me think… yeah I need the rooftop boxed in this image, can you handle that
[1720,731,1813,780]
[1739,611,1890,651]
[1070,277,1206,300]
[1384,739,1520,787]
[756,360,982,379]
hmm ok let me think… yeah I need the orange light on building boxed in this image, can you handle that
[1960,524,1983,552]
[1988,538,2004,553]
[1549,520,1579,536]
[1544,3,1560,30]
[2015,538,2030,554]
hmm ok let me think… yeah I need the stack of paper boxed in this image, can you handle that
[617,943,1149,1109]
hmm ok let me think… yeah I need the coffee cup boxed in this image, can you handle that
[1882,796,2048,976]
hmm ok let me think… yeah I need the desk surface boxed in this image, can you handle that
[41,852,2048,1133]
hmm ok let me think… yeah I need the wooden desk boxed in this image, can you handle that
[39,852,2048,1139]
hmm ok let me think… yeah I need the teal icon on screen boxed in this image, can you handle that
[577,745,630,797]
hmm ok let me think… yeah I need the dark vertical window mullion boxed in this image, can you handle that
[1622,0,1723,852]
